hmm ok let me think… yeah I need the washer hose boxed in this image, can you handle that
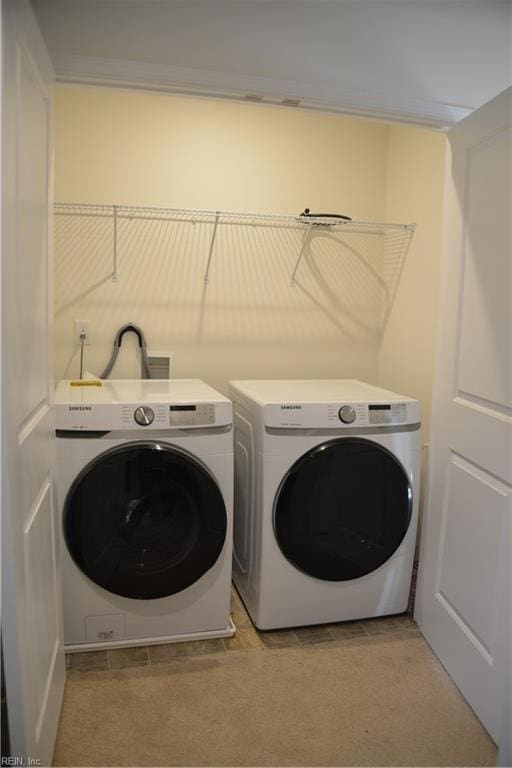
[100,323,151,379]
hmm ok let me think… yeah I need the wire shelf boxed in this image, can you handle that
[54,202,415,290]
[55,202,413,231]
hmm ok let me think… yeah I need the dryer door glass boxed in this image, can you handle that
[64,442,227,599]
[274,438,412,581]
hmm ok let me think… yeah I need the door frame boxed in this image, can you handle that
[1,1,65,764]
[414,87,511,758]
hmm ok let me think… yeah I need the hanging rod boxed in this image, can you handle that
[54,202,416,285]
[55,202,414,232]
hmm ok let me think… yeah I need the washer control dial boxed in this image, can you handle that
[338,405,356,424]
[134,405,154,426]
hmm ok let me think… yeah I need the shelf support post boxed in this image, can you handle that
[290,223,313,286]
[112,205,118,282]
[204,212,220,285]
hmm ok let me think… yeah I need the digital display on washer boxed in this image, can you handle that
[369,404,391,411]
[170,405,197,411]
[169,403,215,425]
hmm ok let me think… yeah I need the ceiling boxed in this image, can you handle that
[32,0,512,128]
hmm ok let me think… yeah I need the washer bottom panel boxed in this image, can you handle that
[66,618,236,652]
[62,547,232,646]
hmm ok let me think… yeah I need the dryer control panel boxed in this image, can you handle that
[263,400,420,429]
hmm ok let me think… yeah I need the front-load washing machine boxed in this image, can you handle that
[55,378,234,650]
[229,379,421,630]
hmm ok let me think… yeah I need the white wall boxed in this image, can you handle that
[53,85,445,423]
[54,85,390,216]
[54,85,391,392]
[378,124,446,522]
[378,124,446,437]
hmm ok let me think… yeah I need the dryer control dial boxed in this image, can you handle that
[134,405,154,426]
[338,405,356,424]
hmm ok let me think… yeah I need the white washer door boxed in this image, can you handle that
[64,441,227,600]
[274,437,412,581]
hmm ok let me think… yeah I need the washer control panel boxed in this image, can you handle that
[119,402,217,428]
[169,404,215,426]
[56,391,232,431]
[134,405,155,426]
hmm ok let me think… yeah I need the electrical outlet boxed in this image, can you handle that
[74,319,91,345]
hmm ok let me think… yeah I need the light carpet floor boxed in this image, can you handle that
[54,632,496,767]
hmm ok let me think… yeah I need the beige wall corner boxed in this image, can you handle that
[378,124,446,526]
[378,124,446,437]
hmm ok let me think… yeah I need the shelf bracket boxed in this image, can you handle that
[112,205,118,282]
[290,223,313,286]
[204,212,220,285]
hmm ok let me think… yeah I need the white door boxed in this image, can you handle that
[416,86,511,756]
[1,1,65,765]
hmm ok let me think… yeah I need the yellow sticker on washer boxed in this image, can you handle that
[69,380,103,387]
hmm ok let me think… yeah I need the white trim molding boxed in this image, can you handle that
[52,53,473,130]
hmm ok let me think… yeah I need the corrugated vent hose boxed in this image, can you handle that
[100,323,151,379]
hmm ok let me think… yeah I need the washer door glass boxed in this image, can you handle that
[274,438,412,581]
[64,442,227,599]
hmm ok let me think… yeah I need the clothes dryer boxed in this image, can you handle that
[55,379,234,650]
[229,379,420,629]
